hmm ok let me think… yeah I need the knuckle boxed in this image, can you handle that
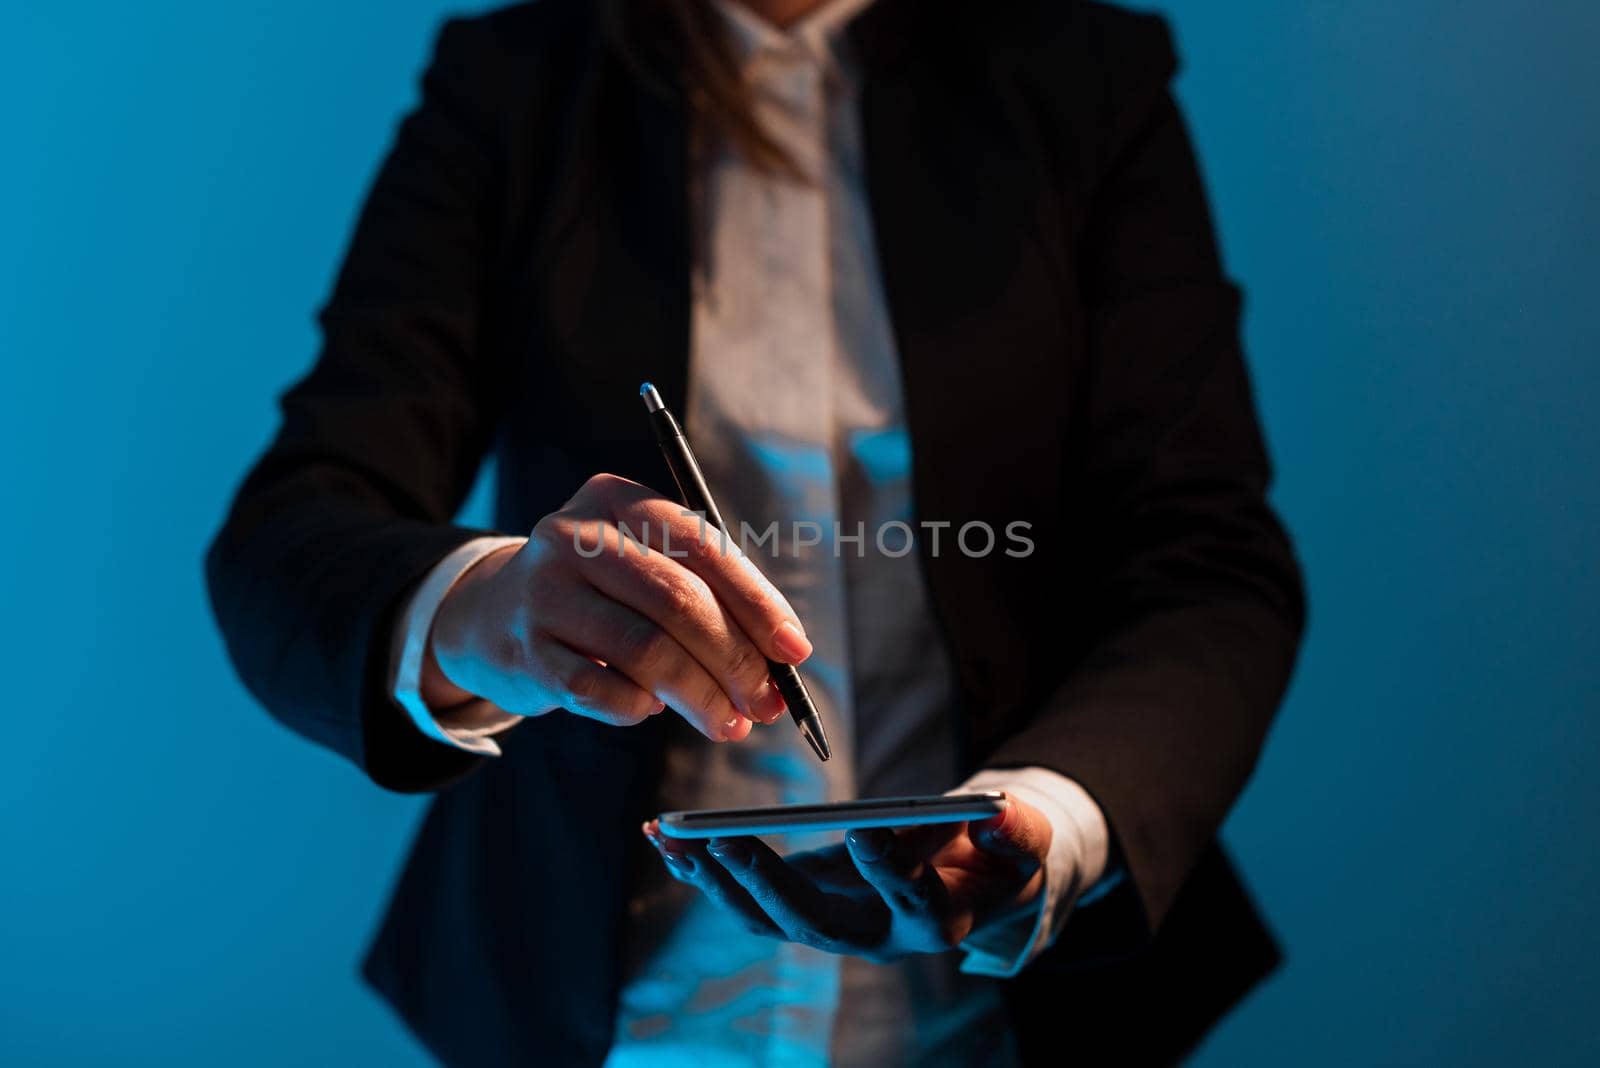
[724,641,763,684]
[524,635,560,678]
[559,663,602,704]
[619,618,672,669]
[584,472,624,497]
[674,521,719,562]
[786,925,817,948]
[616,696,656,726]
[491,632,528,673]
[660,570,713,618]
[793,928,838,953]
[530,512,566,545]
[605,494,646,529]
[897,876,937,911]
[532,514,588,558]
[689,526,744,574]
[628,563,670,605]
[686,675,727,718]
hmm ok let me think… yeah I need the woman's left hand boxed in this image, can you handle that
[642,794,1052,963]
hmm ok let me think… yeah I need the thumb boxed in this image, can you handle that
[970,794,1051,867]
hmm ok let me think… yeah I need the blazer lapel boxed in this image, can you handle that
[536,44,692,481]
[854,2,1075,732]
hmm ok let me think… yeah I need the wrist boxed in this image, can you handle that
[420,543,519,710]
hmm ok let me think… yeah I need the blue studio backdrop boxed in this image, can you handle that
[2,1,1596,1064]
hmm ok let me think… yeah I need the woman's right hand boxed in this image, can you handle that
[421,473,813,742]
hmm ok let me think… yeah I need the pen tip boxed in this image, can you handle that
[800,716,831,762]
[640,382,663,412]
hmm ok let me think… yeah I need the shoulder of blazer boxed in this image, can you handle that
[435,0,594,58]
[414,0,611,264]
[423,0,600,112]
[951,1,1181,209]
[988,0,1176,77]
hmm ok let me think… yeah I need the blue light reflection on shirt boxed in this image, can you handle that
[847,427,910,487]
[742,436,835,532]
[607,883,840,1068]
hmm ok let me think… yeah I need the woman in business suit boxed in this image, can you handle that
[207,0,1304,1064]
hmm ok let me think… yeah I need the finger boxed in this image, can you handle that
[525,636,663,725]
[576,531,787,725]
[546,591,753,742]
[895,819,967,858]
[640,823,780,938]
[969,795,1049,870]
[787,845,870,894]
[706,836,884,951]
[844,827,950,919]
[599,482,815,666]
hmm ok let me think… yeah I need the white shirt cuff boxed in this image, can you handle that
[953,766,1111,978]
[388,536,527,756]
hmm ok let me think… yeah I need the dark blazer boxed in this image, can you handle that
[206,1,1305,1063]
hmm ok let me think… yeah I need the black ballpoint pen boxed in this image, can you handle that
[640,382,832,762]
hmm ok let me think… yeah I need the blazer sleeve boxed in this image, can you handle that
[984,14,1307,935]
[205,17,515,792]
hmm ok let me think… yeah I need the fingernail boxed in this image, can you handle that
[707,838,748,864]
[846,827,891,861]
[750,680,786,723]
[719,712,750,741]
[643,824,694,870]
[772,620,813,663]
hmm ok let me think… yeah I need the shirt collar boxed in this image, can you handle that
[711,0,879,71]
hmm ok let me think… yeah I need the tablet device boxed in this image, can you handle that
[657,792,1007,839]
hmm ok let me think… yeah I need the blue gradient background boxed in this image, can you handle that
[3,2,1596,1064]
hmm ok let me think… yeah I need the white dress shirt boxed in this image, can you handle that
[387,0,1110,1062]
